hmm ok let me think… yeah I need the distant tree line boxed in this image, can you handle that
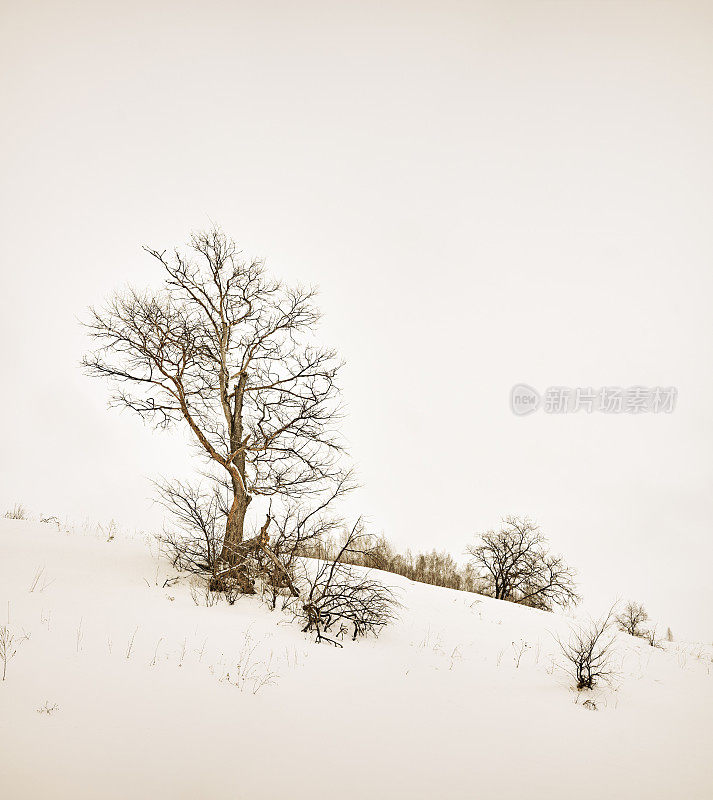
[300,533,485,593]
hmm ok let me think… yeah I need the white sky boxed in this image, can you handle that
[2,0,712,639]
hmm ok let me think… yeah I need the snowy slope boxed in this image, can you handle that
[0,519,711,800]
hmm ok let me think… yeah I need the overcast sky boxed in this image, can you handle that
[2,0,712,639]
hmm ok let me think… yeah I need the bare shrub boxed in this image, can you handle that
[156,480,224,576]
[298,520,398,647]
[4,504,27,520]
[215,629,279,694]
[512,639,530,668]
[467,516,580,611]
[99,520,117,542]
[616,601,649,637]
[0,625,18,681]
[555,605,618,690]
[189,576,225,607]
[666,627,674,642]
[645,626,664,649]
[260,489,347,611]
[185,571,247,606]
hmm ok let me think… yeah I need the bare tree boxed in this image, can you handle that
[555,605,619,690]
[616,601,649,637]
[84,228,345,591]
[645,626,664,649]
[466,516,579,611]
[298,520,398,646]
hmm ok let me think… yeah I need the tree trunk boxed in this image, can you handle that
[211,490,254,594]
[220,489,250,565]
[212,373,257,593]
[219,374,249,565]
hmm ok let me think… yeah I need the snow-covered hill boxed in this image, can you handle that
[0,518,711,799]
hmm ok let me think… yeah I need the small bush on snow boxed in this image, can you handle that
[296,520,398,647]
[0,625,18,682]
[4,504,28,520]
[554,605,619,690]
[616,601,649,637]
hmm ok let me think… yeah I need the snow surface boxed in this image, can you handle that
[1,518,712,799]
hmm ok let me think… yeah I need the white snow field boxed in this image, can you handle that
[1,518,711,800]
